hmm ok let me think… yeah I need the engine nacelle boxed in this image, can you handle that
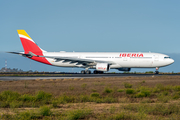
[96,63,110,72]
[117,68,131,71]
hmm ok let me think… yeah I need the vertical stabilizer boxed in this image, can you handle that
[17,30,51,65]
[17,30,46,54]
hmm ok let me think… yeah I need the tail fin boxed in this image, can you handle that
[17,30,46,55]
[17,30,51,65]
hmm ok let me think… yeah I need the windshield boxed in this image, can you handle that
[164,56,171,59]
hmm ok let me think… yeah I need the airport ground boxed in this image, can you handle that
[0,76,180,119]
[0,72,180,81]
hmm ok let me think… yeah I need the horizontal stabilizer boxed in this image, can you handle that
[8,51,37,58]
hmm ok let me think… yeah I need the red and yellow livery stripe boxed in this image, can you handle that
[17,30,51,65]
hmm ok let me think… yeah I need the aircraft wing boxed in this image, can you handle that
[42,55,115,65]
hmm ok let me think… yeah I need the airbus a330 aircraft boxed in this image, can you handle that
[9,30,174,74]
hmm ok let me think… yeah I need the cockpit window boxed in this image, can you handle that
[164,57,170,59]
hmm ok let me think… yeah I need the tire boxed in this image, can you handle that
[81,70,85,74]
[155,71,159,74]
[93,70,97,74]
[85,70,91,74]
[93,70,104,74]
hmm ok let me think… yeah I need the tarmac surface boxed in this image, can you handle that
[0,74,179,81]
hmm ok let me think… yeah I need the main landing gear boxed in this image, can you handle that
[81,70,91,74]
[93,70,104,74]
[155,67,159,74]
[81,70,104,74]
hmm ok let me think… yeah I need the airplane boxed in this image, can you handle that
[9,30,174,74]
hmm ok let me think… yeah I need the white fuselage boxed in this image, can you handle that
[14,30,174,72]
[44,52,174,69]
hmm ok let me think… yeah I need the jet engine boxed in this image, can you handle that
[117,68,131,71]
[96,63,110,71]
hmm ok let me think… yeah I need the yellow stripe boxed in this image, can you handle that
[17,30,32,40]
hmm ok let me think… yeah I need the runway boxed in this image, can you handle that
[0,74,179,81]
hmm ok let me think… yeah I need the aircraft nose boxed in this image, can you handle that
[170,59,174,64]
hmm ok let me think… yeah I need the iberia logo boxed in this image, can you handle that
[119,53,143,57]
[98,67,106,70]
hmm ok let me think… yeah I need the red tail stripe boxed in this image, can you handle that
[20,37,52,65]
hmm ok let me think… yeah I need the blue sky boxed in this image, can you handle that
[1,0,180,53]
[0,0,180,72]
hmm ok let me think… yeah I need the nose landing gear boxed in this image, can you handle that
[155,67,159,74]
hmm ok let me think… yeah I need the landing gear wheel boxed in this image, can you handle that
[155,71,159,74]
[155,67,159,74]
[93,70,104,74]
[85,70,91,74]
[81,70,91,74]
[81,70,85,74]
[99,71,104,74]
[94,70,98,74]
